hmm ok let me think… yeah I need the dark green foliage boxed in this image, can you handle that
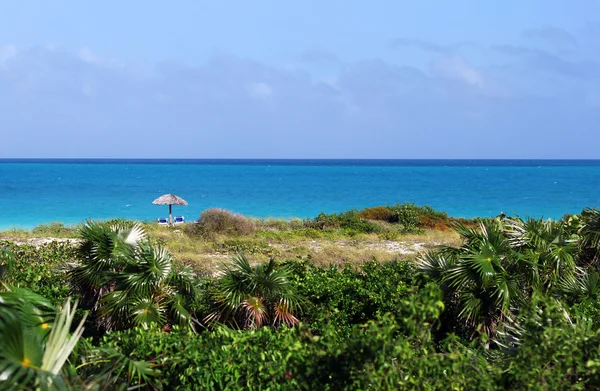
[420,217,580,338]
[5,207,600,389]
[578,208,600,268]
[0,291,85,391]
[308,203,466,234]
[1,241,75,305]
[283,259,429,337]
[86,292,498,391]
[71,220,199,331]
[309,210,382,234]
[0,244,14,282]
[497,296,600,390]
[388,202,423,232]
[206,255,302,329]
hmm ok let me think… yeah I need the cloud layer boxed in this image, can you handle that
[1,25,599,158]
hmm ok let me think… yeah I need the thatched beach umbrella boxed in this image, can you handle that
[152,194,188,224]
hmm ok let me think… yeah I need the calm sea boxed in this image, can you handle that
[0,159,599,229]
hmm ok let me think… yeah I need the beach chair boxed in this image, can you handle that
[158,217,169,225]
[173,216,185,224]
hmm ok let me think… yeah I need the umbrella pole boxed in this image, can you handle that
[169,204,173,225]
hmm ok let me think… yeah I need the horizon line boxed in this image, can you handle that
[2,158,600,161]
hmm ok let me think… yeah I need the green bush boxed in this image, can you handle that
[498,297,600,389]
[1,240,75,305]
[283,259,429,337]
[388,203,423,232]
[308,210,381,234]
[31,222,76,237]
[86,299,497,390]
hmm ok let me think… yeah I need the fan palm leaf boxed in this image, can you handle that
[208,254,302,329]
[0,295,86,391]
[131,297,166,330]
[120,243,172,297]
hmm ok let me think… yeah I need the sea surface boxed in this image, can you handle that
[0,159,599,229]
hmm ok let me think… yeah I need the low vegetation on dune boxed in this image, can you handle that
[2,205,600,389]
[146,203,465,272]
[0,203,464,274]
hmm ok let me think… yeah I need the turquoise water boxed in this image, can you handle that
[0,159,599,229]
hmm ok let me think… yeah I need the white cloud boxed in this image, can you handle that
[78,46,120,68]
[0,45,597,158]
[430,54,484,88]
[0,44,17,66]
[247,82,273,99]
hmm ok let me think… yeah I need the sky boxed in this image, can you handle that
[1,1,599,158]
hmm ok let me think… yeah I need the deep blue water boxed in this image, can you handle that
[0,159,599,229]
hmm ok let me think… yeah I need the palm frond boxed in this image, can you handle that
[242,296,267,328]
[41,299,87,375]
[131,297,166,329]
[98,290,132,330]
[273,298,299,327]
[417,251,452,282]
[210,254,302,329]
[0,296,85,390]
[123,223,146,246]
[82,346,159,390]
[168,293,194,330]
[121,244,172,297]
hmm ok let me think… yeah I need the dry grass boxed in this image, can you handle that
[140,222,460,273]
[0,222,79,242]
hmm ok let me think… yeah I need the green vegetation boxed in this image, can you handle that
[206,254,302,329]
[71,220,198,331]
[2,206,600,389]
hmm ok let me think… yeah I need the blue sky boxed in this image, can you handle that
[1,1,599,158]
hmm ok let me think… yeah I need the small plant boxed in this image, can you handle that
[207,254,302,329]
[356,206,396,223]
[389,203,422,233]
[309,210,381,234]
[0,290,86,390]
[31,222,75,238]
[190,208,257,237]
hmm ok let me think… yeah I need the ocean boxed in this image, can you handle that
[0,159,599,229]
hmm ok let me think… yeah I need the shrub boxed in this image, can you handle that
[283,259,429,337]
[308,210,381,234]
[356,206,396,222]
[87,305,496,390]
[191,208,257,237]
[498,297,600,389]
[388,203,422,232]
[31,222,75,237]
[1,240,75,305]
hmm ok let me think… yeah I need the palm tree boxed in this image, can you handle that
[420,221,524,337]
[558,267,600,303]
[419,216,579,338]
[578,208,600,268]
[206,254,302,329]
[504,216,577,293]
[0,289,86,391]
[70,220,198,331]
